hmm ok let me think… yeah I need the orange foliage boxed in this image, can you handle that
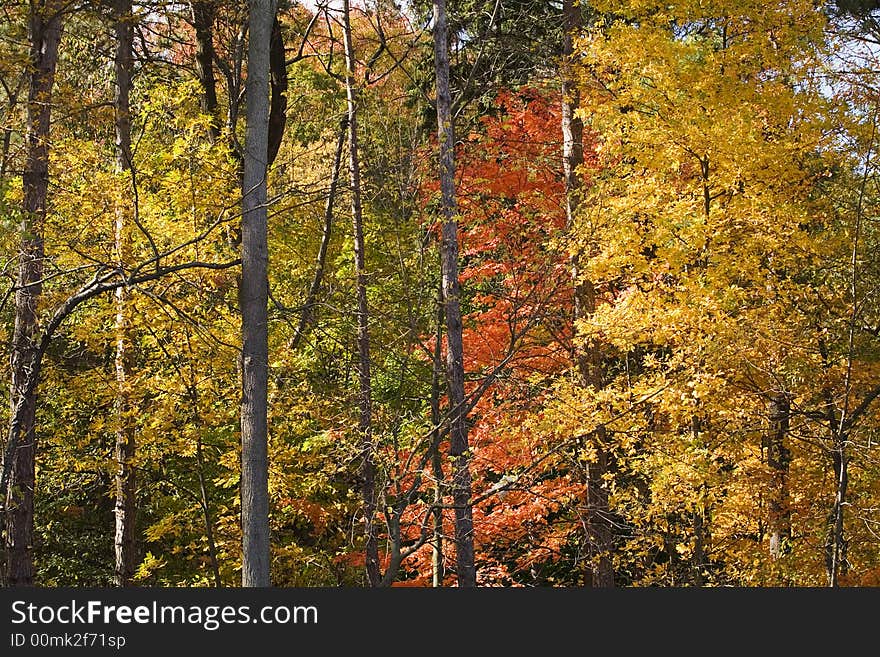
[409,87,598,584]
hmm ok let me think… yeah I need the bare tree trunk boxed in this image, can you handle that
[112,0,137,588]
[267,16,287,168]
[691,418,706,586]
[765,393,791,560]
[240,0,274,588]
[341,0,380,588]
[561,0,584,235]
[289,119,346,352]
[3,0,63,588]
[1,78,25,180]
[191,1,220,142]
[433,0,476,588]
[561,0,614,589]
[692,504,705,586]
[431,282,445,587]
[195,432,222,586]
[826,434,848,586]
[582,426,613,587]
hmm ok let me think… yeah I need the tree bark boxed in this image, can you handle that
[240,0,275,588]
[342,0,380,588]
[433,0,476,588]
[562,0,614,588]
[765,393,791,560]
[431,281,445,587]
[191,1,220,141]
[691,417,707,586]
[3,0,63,588]
[112,0,138,588]
[267,16,287,168]
[826,433,848,586]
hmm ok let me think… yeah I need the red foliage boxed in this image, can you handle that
[405,87,598,585]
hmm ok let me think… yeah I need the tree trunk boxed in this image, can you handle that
[4,0,63,588]
[561,0,614,589]
[267,16,287,168]
[113,0,138,588]
[288,119,346,352]
[187,379,222,587]
[433,0,476,588]
[342,0,380,588]
[240,0,274,588]
[191,1,220,141]
[431,281,445,587]
[561,0,583,236]
[826,435,848,586]
[196,430,222,587]
[692,504,706,587]
[765,393,791,560]
[582,426,614,587]
[691,417,707,586]
[1,78,24,180]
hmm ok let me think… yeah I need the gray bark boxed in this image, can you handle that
[431,282,445,587]
[113,0,138,588]
[3,0,63,587]
[433,0,476,588]
[240,0,275,588]
[826,433,849,586]
[342,0,380,588]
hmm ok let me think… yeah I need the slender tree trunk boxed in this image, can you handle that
[191,1,220,142]
[341,0,380,588]
[692,504,705,586]
[196,433,222,587]
[765,393,791,560]
[431,281,445,587]
[187,381,222,587]
[826,433,848,586]
[561,0,584,236]
[112,0,137,588]
[3,1,62,588]
[240,0,274,588]
[289,119,346,352]
[433,0,476,588]
[1,79,24,180]
[267,16,287,168]
[582,426,613,587]
[561,0,614,588]
[691,418,706,586]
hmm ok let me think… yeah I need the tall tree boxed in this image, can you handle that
[433,0,476,587]
[341,0,380,587]
[240,0,275,587]
[560,0,614,588]
[3,0,64,587]
[112,0,138,587]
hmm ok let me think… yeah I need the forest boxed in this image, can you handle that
[1,0,880,588]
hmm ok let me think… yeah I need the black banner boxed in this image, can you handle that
[0,587,872,653]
